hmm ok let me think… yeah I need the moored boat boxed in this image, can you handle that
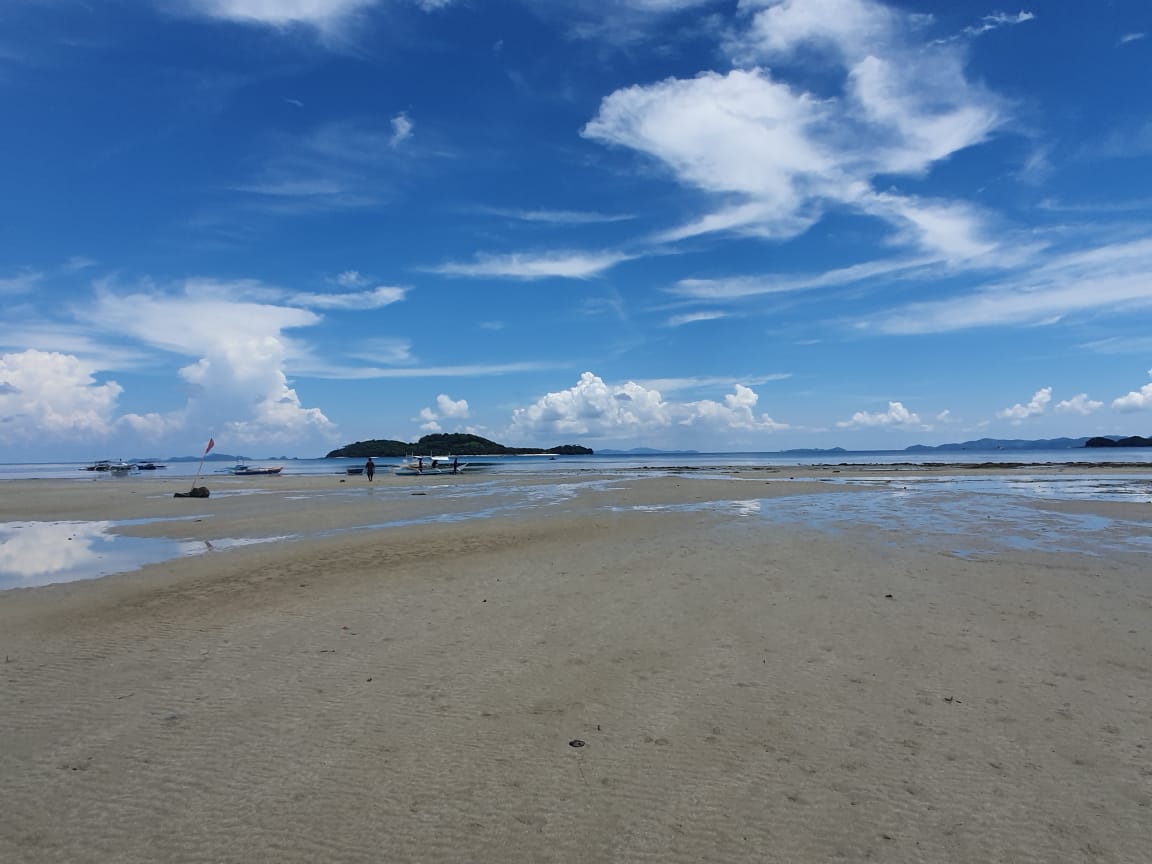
[395,455,466,476]
[231,465,283,476]
[225,459,284,476]
[394,455,495,476]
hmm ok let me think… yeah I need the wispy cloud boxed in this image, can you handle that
[664,310,728,327]
[669,254,937,300]
[288,285,407,310]
[301,361,565,380]
[168,0,380,30]
[433,250,630,279]
[1119,32,1146,46]
[864,235,1152,334]
[962,11,1035,38]
[478,207,636,225]
[230,119,419,214]
[0,270,43,296]
[636,373,792,394]
[390,112,413,146]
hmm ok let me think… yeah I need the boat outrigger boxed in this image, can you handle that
[395,455,464,475]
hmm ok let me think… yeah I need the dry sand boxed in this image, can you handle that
[2,469,1151,863]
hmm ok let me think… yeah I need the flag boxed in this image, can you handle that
[205,437,215,454]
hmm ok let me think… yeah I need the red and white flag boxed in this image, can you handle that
[205,437,215,454]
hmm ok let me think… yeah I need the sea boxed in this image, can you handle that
[2,448,1152,482]
[3,449,1150,590]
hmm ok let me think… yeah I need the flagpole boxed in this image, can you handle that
[191,437,215,490]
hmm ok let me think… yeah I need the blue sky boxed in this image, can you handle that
[2,0,1152,459]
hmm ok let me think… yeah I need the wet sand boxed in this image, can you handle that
[2,470,1151,863]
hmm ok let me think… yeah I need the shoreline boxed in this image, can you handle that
[2,470,1151,862]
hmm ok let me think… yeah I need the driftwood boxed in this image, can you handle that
[174,486,210,499]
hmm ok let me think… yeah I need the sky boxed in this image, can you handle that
[2,0,1152,460]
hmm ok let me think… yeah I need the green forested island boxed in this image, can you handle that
[325,433,593,459]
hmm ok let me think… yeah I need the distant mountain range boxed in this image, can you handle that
[906,436,1151,451]
[597,447,701,455]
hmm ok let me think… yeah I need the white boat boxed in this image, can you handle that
[108,461,135,475]
[395,455,472,476]
[231,464,283,476]
[224,459,284,476]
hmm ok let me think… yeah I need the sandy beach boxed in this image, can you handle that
[2,468,1151,863]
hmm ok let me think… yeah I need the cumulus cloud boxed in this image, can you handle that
[91,284,337,447]
[414,393,470,433]
[583,0,1004,257]
[1055,393,1102,415]
[0,350,123,443]
[436,394,470,418]
[998,386,1052,420]
[506,372,786,441]
[1112,369,1152,412]
[836,400,921,428]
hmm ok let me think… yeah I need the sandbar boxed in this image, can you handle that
[2,468,1150,862]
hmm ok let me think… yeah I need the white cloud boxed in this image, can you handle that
[670,254,936,299]
[416,406,440,433]
[436,394,470,418]
[336,270,368,287]
[0,350,123,443]
[1119,32,1145,45]
[232,120,415,214]
[868,236,1152,334]
[1112,369,1152,412]
[583,0,1004,257]
[390,112,413,146]
[1054,393,1102,415]
[91,283,336,446]
[665,310,728,327]
[0,270,42,295]
[413,392,470,432]
[479,207,636,225]
[506,372,787,441]
[434,250,630,279]
[998,386,1051,420]
[682,383,789,431]
[962,11,1035,38]
[172,0,379,29]
[836,400,922,428]
[289,285,407,310]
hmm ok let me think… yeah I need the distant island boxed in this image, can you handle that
[325,433,593,459]
[904,436,1151,452]
[1084,435,1152,448]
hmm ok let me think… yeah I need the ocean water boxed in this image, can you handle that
[3,453,1150,589]
[2,447,1151,481]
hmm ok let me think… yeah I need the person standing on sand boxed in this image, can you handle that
[365,457,375,482]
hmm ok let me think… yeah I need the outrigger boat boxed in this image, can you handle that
[226,460,284,476]
[395,455,467,476]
